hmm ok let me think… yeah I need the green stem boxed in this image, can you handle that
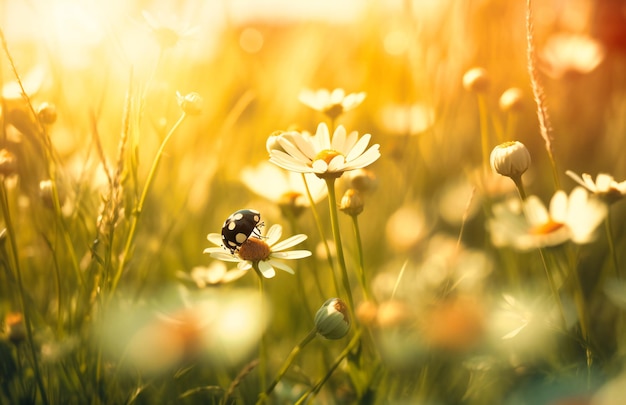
[512,175,527,200]
[301,174,339,296]
[350,215,369,300]
[257,328,317,404]
[0,181,49,405]
[110,112,187,295]
[538,248,567,328]
[294,330,362,405]
[605,211,620,279]
[324,178,355,318]
[477,94,490,173]
[253,265,268,395]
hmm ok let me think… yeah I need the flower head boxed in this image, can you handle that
[489,187,607,250]
[462,67,490,93]
[142,10,197,49]
[540,33,605,79]
[490,141,531,179]
[314,298,350,339]
[298,88,366,120]
[267,123,380,180]
[204,224,311,279]
[565,170,626,204]
[240,161,327,215]
[176,92,203,115]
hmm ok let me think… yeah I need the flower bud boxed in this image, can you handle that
[37,102,58,125]
[176,92,203,115]
[4,312,26,345]
[462,67,490,93]
[346,168,377,193]
[39,179,55,209]
[490,141,531,178]
[314,298,350,339]
[339,189,364,216]
[0,149,17,177]
[499,88,524,113]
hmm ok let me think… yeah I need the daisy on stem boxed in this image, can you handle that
[268,123,380,317]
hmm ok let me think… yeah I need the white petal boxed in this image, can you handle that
[331,125,347,151]
[523,196,549,226]
[291,132,318,160]
[595,174,613,193]
[265,224,283,246]
[271,234,308,251]
[581,173,598,192]
[342,130,359,154]
[345,134,371,162]
[549,190,568,224]
[204,247,225,255]
[238,261,253,271]
[278,136,312,163]
[210,251,241,262]
[312,160,329,173]
[270,151,312,173]
[271,250,312,259]
[327,155,346,172]
[344,145,380,170]
[565,170,588,189]
[207,233,223,246]
[258,261,276,278]
[315,123,332,150]
[269,260,295,274]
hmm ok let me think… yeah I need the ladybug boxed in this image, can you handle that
[221,209,263,253]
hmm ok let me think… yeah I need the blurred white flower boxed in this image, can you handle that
[240,161,327,207]
[141,10,198,49]
[177,262,247,287]
[298,88,365,119]
[204,224,311,278]
[540,33,605,78]
[268,123,380,179]
[489,187,607,250]
[565,170,626,204]
[378,103,435,136]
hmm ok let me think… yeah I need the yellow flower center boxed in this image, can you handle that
[529,219,564,235]
[314,149,344,165]
[237,237,271,262]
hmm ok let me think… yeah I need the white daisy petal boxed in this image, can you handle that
[316,123,332,150]
[342,130,359,154]
[271,250,312,259]
[331,125,347,151]
[291,132,318,160]
[258,261,276,278]
[269,260,295,274]
[271,234,307,251]
[524,196,550,226]
[581,173,597,192]
[210,251,241,262]
[238,261,253,271]
[312,160,329,173]
[207,233,223,246]
[595,174,612,193]
[265,224,283,246]
[345,133,372,162]
[549,190,569,224]
[278,136,312,163]
[344,146,380,170]
[327,155,347,172]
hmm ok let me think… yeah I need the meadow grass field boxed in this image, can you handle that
[1,0,626,403]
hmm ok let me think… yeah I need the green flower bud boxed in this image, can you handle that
[37,102,58,125]
[339,188,364,217]
[314,298,350,340]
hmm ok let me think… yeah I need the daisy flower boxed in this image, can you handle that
[204,224,311,279]
[176,262,247,288]
[298,88,366,120]
[540,33,605,79]
[565,170,626,204]
[488,187,607,250]
[240,161,327,209]
[267,123,380,180]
